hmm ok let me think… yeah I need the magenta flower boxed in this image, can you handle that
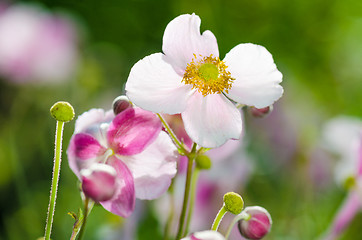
[126,13,283,148]
[181,230,225,240]
[0,4,78,83]
[67,107,177,217]
[238,206,272,240]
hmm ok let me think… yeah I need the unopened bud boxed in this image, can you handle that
[249,106,273,118]
[80,164,118,202]
[50,101,75,122]
[223,192,244,215]
[112,95,132,115]
[195,155,212,170]
[238,206,272,239]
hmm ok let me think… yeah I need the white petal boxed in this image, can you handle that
[224,43,283,108]
[126,53,194,114]
[162,14,219,72]
[121,131,178,200]
[182,92,242,148]
[182,230,225,240]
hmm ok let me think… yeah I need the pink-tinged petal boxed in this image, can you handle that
[324,191,361,239]
[121,131,177,199]
[181,230,225,240]
[126,53,193,114]
[67,133,106,177]
[81,164,118,202]
[108,108,162,155]
[181,92,242,148]
[75,108,114,134]
[224,43,283,108]
[100,156,135,218]
[162,14,219,72]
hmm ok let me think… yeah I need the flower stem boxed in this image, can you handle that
[211,205,227,231]
[44,120,65,240]
[175,143,197,239]
[77,197,90,240]
[224,212,250,239]
[157,113,188,154]
[184,168,200,236]
[164,182,175,240]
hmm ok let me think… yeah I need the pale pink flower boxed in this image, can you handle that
[181,230,225,240]
[0,4,78,83]
[67,107,177,217]
[126,13,283,148]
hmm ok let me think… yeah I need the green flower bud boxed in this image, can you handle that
[195,154,212,170]
[223,192,244,215]
[50,101,75,122]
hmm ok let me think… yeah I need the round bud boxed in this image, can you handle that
[195,154,212,170]
[249,106,273,118]
[80,164,118,202]
[223,192,244,215]
[238,206,272,239]
[50,101,75,122]
[112,95,132,115]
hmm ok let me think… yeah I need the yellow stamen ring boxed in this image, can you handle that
[182,54,234,96]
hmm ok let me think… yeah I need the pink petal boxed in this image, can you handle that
[121,131,177,199]
[67,133,106,177]
[182,230,225,240]
[100,156,135,218]
[162,14,219,73]
[224,43,283,108]
[107,108,162,155]
[81,163,118,202]
[126,53,193,114]
[181,92,242,148]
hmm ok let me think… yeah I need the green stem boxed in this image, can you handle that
[224,212,250,239]
[163,182,175,240]
[184,168,200,236]
[77,197,90,240]
[44,121,65,240]
[157,113,188,154]
[175,143,197,239]
[211,205,227,231]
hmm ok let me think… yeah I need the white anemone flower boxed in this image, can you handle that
[126,13,283,148]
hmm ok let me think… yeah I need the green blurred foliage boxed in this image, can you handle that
[0,0,362,239]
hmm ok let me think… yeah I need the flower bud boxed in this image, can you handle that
[195,154,212,170]
[249,106,273,118]
[112,95,132,115]
[223,192,244,215]
[238,206,272,239]
[50,101,75,122]
[80,164,118,202]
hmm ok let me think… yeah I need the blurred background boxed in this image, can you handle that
[0,0,362,239]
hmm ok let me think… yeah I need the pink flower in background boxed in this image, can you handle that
[321,116,362,239]
[126,13,283,148]
[67,107,177,217]
[0,4,78,83]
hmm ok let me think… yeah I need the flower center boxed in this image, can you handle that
[182,54,234,96]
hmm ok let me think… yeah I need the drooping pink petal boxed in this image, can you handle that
[324,191,361,239]
[121,131,177,199]
[100,156,135,218]
[107,108,162,155]
[126,53,194,114]
[181,230,225,240]
[181,92,242,148]
[81,163,118,202]
[162,13,219,73]
[224,43,283,108]
[67,133,106,177]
